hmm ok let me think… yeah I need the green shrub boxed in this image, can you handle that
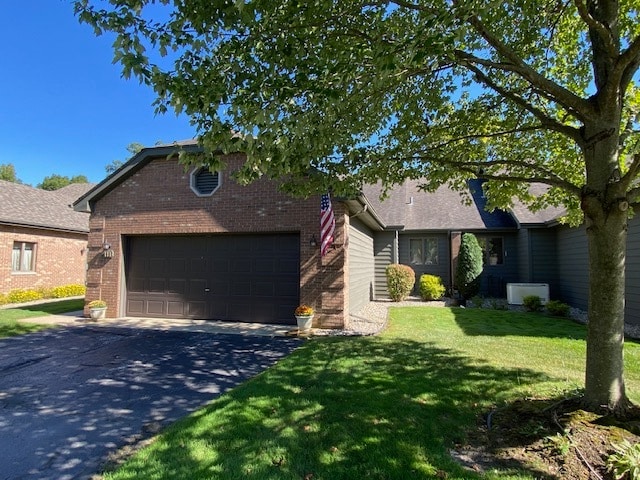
[607,439,640,480]
[455,233,483,299]
[0,293,8,306]
[419,274,446,301]
[546,300,570,317]
[523,295,543,312]
[386,264,416,301]
[490,298,509,310]
[470,295,484,308]
[51,284,86,298]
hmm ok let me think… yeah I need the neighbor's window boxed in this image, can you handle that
[12,241,36,272]
[480,237,503,265]
[409,238,439,265]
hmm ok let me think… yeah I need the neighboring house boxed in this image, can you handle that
[74,142,640,329]
[0,180,93,294]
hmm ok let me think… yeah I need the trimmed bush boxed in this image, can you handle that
[523,295,543,312]
[6,289,43,304]
[470,295,484,308]
[455,233,483,299]
[51,284,86,298]
[490,298,509,310]
[0,284,86,306]
[419,274,446,301]
[386,264,416,301]
[546,300,570,317]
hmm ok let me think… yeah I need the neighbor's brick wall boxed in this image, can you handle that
[85,153,348,327]
[0,225,87,294]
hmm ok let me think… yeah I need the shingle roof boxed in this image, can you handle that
[0,180,93,233]
[362,179,518,231]
[509,183,566,225]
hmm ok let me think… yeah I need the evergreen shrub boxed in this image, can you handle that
[455,233,483,299]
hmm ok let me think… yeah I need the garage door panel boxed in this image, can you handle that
[149,278,166,293]
[169,258,187,275]
[168,279,186,295]
[187,301,207,318]
[128,277,145,293]
[255,259,275,274]
[229,302,252,319]
[167,301,184,316]
[254,281,275,296]
[125,234,299,324]
[232,259,251,273]
[208,280,229,295]
[149,258,165,275]
[276,279,299,297]
[188,279,207,296]
[279,259,299,274]
[211,259,229,272]
[147,300,165,315]
[127,300,144,314]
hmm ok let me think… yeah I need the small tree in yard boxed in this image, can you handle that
[75,0,640,414]
[455,233,484,301]
[386,264,415,302]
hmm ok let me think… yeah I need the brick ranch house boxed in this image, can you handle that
[74,142,640,331]
[0,180,92,294]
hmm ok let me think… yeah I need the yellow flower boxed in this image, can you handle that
[295,305,314,316]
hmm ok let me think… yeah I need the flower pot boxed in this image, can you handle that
[89,307,107,321]
[295,315,313,332]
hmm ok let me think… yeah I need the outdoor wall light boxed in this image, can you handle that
[102,242,115,258]
[310,235,318,247]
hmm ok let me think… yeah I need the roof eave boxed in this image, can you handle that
[0,219,89,235]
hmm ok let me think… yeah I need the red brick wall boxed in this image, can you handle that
[85,153,348,327]
[0,225,87,294]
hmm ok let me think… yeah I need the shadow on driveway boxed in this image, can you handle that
[0,326,300,479]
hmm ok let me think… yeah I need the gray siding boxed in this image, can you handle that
[516,229,531,282]
[348,217,375,313]
[399,232,450,292]
[529,229,559,298]
[556,224,589,310]
[373,231,396,299]
[625,215,640,326]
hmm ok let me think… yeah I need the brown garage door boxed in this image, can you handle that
[124,234,300,324]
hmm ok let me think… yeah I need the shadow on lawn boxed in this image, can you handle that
[108,336,554,480]
[452,307,588,340]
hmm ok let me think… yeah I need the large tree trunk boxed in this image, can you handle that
[583,197,631,415]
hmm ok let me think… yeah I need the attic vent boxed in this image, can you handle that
[190,167,221,196]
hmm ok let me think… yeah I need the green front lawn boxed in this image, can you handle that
[0,298,84,338]
[103,306,640,480]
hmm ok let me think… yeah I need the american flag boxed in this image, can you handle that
[320,193,335,256]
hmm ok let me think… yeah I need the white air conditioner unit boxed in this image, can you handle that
[506,283,550,305]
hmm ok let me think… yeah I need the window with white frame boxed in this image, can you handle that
[409,237,439,265]
[12,241,36,272]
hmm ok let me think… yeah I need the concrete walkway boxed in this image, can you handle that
[19,310,299,337]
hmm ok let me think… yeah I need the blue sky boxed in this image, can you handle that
[0,1,196,187]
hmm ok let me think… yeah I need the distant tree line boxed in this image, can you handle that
[0,141,147,190]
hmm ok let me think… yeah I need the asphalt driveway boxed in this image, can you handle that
[0,326,300,480]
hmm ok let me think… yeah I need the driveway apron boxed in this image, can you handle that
[0,326,300,480]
